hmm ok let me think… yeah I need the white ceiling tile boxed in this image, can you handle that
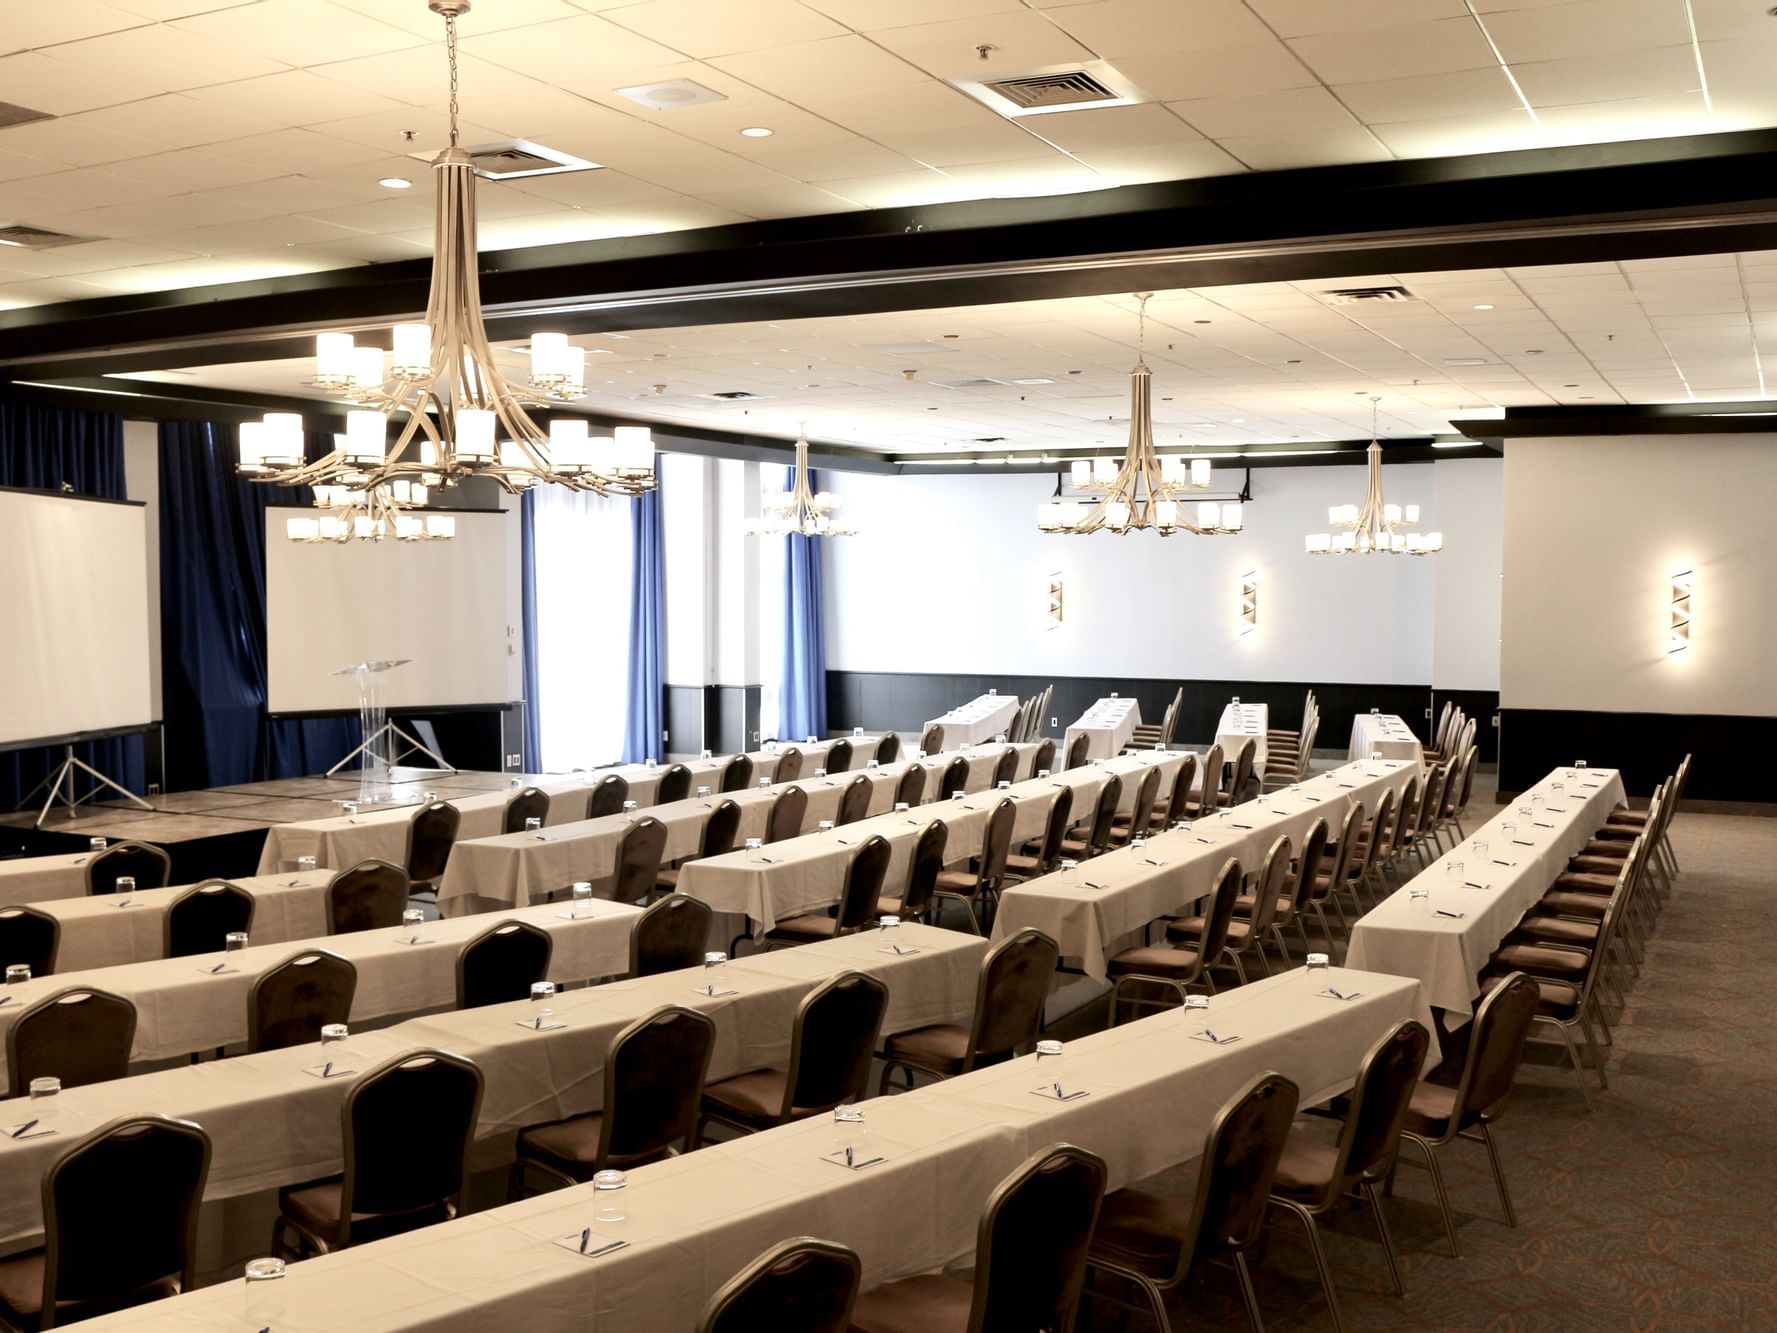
[803,169,979,208]
[1018,103,1201,154]
[0,150,62,183]
[766,141,931,183]
[1104,42,1318,102]
[1367,109,1539,157]
[332,0,584,39]
[202,128,394,175]
[173,0,426,67]
[799,0,1027,26]
[27,191,273,238]
[48,24,290,91]
[1245,0,1469,37]
[104,148,287,192]
[867,11,1098,82]
[697,182,863,218]
[1536,92,1712,144]
[134,214,364,255]
[69,94,286,149]
[1481,0,1693,63]
[1288,17,1499,83]
[710,36,931,103]
[0,51,164,115]
[498,168,679,209]
[1171,87,1364,140]
[874,119,1056,168]
[0,0,152,52]
[0,118,166,169]
[1214,125,1391,169]
[297,197,437,235]
[933,156,1110,196]
[1511,45,1701,107]
[807,81,994,137]
[183,70,414,126]
[1040,0,1277,57]
[601,0,847,58]
[1333,66,1524,123]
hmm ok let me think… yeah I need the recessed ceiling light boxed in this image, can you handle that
[739,126,773,138]
[379,177,412,189]
[1011,377,1053,385]
[1473,303,1494,311]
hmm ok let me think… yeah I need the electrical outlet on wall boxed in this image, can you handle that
[505,753,521,769]
[1050,717,1058,727]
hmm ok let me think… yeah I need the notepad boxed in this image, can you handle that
[1189,1031,1241,1045]
[822,1148,887,1170]
[516,1017,569,1031]
[1318,987,1363,1001]
[554,1232,627,1260]
[304,1063,356,1079]
[693,985,739,998]
[879,945,921,957]
[1031,1085,1089,1101]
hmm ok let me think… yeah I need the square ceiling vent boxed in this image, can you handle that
[951,61,1150,118]
[406,138,601,180]
[615,79,728,111]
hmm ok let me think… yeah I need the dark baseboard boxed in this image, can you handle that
[1498,707,1771,804]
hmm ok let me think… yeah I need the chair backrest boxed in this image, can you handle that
[656,764,693,805]
[1033,787,1074,869]
[1196,745,1224,807]
[501,787,550,834]
[587,774,630,818]
[873,733,900,765]
[1126,765,1162,836]
[41,1115,211,1311]
[939,756,971,799]
[340,1050,483,1243]
[405,801,460,883]
[1086,774,1123,852]
[783,971,889,1116]
[1289,818,1331,913]
[1434,699,1453,746]
[1440,739,1473,819]
[8,987,136,1097]
[721,755,754,792]
[836,774,873,826]
[967,929,1058,1070]
[966,1143,1107,1333]
[1225,738,1256,803]
[894,764,926,808]
[1449,971,1541,1130]
[248,949,357,1052]
[1454,745,1479,813]
[701,800,743,860]
[1160,754,1197,826]
[774,746,804,783]
[1195,857,1244,967]
[1031,738,1056,773]
[1354,788,1393,876]
[1416,764,1449,835]
[919,724,944,755]
[697,1238,861,1333]
[1172,1073,1299,1280]
[767,787,807,843]
[1330,1020,1431,1191]
[0,906,59,978]
[456,920,553,1009]
[599,1004,716,1169]
[327,859,410,934]
[612,817,669,904]
[1064,732,1091,770]
[825,739,853,774]
[900,821,949,918]
[86,841,172,895]
[978,798,1017,885]
[1318,802,1364,894]
[163,880,255,959]
[630,894,713,977]
[835,837,892,933]
[1386,776,1419,858]
[1246,836,1293,936]
[992,747,1019,788]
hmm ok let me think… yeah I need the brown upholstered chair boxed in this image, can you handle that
[1064,732,1092,770]
[884,820,948,922]
[85,842,171,896]
[1215,737,1257,808]
[6,989,136,1098]
[1183,744,1223,819]
[248,950,357,1053]
[0,1115,210,1330]
[873,734,900,765]
[515,1005,716,1191]
[766,836,890,946]
[655,763,693,805]
[878,928,1058,1092]
[774,746,805,783]
[1148,753,1197,829]
[697,1237,861,1333]
[657,799,742,894]
[836,774,873,826]
[1106,856,1242,1021]
[849,1143,1107,1333]
[586,774,630,819]
[933,797,1016,934]
[404,800,459,890]
[630,894,714,977]
[274,1049,483,1255]
[1167,834,1292,981]
[697,971,888,1142]
[825,739,853,774]
[1106,764,1162,846]
[937,757,970,800]
[501,786,550,834]
[766,786,807,843]
[893,764,925,808]
[918,724,943,756]
[1305,802,1364,941]
[1087,1072,1300,1333]
[1058,774,1122,861]
[1004,787,1072,883]
[1267,817,1329,960]
[162,881,254,959]
[721,755,755,793]
[611,816,668,905]
[325,859,409,934]
[1031,737,1056,773]
[455,921,553,1009]
[0,908,59,980]
[1268,1019,1431,1329]
[991,746,1019,788]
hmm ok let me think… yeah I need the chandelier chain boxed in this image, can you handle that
[445,11,460,147]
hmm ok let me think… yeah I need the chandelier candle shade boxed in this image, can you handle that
[746,428,854,537]
[234,0,655,543]
[1037,295,1241,537]
[1305,397,1442,556]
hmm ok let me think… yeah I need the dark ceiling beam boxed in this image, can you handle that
[9,130,1777,381]
[1457,402,1777,439]
[887,438,1493,474]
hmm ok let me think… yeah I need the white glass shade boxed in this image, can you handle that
[1221,502,1244,530]
[238,421,267,471]
[1425,531,1444,551]
[550,418,591,472]
[426,514,455,539]
[530,332,569,382]
[260,413,303,467]
[1384,502,1402,524]
[1306,533,1331,554]
[1104,499,1131,529]
[1153,499,1178,528]
[395,515,423,540]
[456,409,496,462]
[286,516,320,541]
[1407,533,1426,553]
[1190,458,1211,487]
[318,516,348,541]
[1069,459,1093,489]
[1197,501,1219,529]
[1405,503,1420,523]
[392,323,432,376]
[341,410,385,465]
[1158,457,1185,488]
[350,345,384,391]
[353,516,380,539]
[1336,532,1358,552]
[1092,457,1118,486]
[315,333,355,384]
[611,425,653,476]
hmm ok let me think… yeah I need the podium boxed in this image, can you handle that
[324,659,454,803]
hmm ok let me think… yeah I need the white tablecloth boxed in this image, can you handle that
[924,694,1020,747]
[1064,697,1140,761]
[1214,702,1270,778]
[1346,766,1626,1016]
[1348,713,1425,765]
[0,851,96,908]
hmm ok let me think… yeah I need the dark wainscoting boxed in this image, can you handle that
[665,684,761,756]
[1498,708,1770,804]
[826,671,1500,765]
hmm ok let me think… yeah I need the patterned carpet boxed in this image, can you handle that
[1073,807,1777,1332]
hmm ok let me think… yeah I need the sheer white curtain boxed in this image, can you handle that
[531,484,633,770]
[756,463,788,742]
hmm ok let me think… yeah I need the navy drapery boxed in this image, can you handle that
[0,400,147,809]
[157,421,355,789]
[780,466,828,741]
[519,488,543,770]
[622,477,665,764]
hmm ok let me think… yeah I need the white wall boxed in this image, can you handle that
[823,459,1497,686]
[1501,434,1777,716]
[1432,456,1503,691]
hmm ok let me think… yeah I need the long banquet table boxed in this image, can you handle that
[1213,700,1269,777]
[72,963,1432,1332]
[923,693,1019,747]
[1063,696,1140,761]
[1347,712,1425,765]
[1346,765,1625,1016]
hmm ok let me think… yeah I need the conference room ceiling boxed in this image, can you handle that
[4,0,1777,309]
[111,249,1777,455]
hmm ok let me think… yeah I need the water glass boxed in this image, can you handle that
[297,855,317,874]
[5,965,29,985]
[745,837,763,862]
[525,816,542,834]
[530,982,556,1024]
[817,820,834,833]
[758,778,771,789]
[1409,887,1430,914]
[703,952,727,991]
[878,915,900,933]
[1445,860,1464,885]
[320,1023,348,1048]
[868,759,880,770]
[814,767,827,779]
[225,931,249,952]
[1232,696,1241,705]
[833,1103,866,1160]
[697,786,711,798]
[853,726,864,737]
[244,1257,288,1328]
[401,908,424,943]
[115,876,136,896]
[1305,952,1330,991]
[1370,748,1383,761]
[894,802,909,813]
[1472,838,1489,858]
[952,790,966,802]
[914,749,926,761]
[88,837,107,852]
[1037,769,1050,779]
[1551,781,1565,800]
[806,736,817,745]
[1501,821,1517,841]
[571,881,593,919]
[342,802,358,822]
[1059,858,1078,871]
[1517,804,1532,821]
[593,1169,627,1224]
[1035,1039,1064,1093]
[701,748,714,760]
[622,800,638,814]
[997,779,1011,790]
[1371,707,1380,715]
[423,791,437,805]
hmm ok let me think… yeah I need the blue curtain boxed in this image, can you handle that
[622,479,665,763]
[157,420,355,789]
[0,400,147,810]
[780,466,828,741]
[519,488,542,770]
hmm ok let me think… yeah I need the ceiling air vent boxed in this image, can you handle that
[930,377,1007,389]
[408,139,600,180]
[1319,285,1417,305]
[0,224,89,250]
[952,61,1149,118]
[703,390,764,400]
[0,101,51,130]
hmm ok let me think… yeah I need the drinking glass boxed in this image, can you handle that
[571,881,593,919]
[745,837,763,863]
[530,982,556,1025]
[593,1170,627,1224]
[342,802,358,823]
[1035,1039,1064,1094]
[27,1077,59,1131]
[833,1103,866,1162]
[401,908,424,943]
[814,767,827,779]
[1037,769,1050,779]
[696,786,711,798]
[1551,781,1565,800]
[1409,887,1429,915]
[244,1257,288,1328]
[1472,838,1489,858]
[1446,860,1464,885]
[225,931,249,952]
[997,779,1011,790]
[704,952,728,991]
[88,837,107,852]
[1501,820,1517,841]
[5,965,29,985]
[525,816,542,835]
[115,876,136,896]
[1305,952,1330,992]
[622,800,638,814]
[296,856,317,874]
[817,820,834,833]
[952,790,966,802]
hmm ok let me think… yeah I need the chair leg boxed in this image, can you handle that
[1545,1017,1596,1112]
[1276,1201,1345,1333]
[1404,1133,1460,1258]
[1578,1008,1609,1089]
[1271,922,1292,964]
[1361,1180,1406,1298]
[1474,1122,1517,1227]
[1232,1251,1265,1333]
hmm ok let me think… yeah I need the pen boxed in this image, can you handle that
[321,1062,333,1077]
[1204,1029,1220,1043]
[1052,1081,1064,1098]
[10,1120,37,1139]
[845,1146,854,1167]
[580,1227,591,1254]
[1325,985,1345,999]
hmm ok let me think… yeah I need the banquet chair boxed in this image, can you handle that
[611,817,668,905]
[514,1004,716,1192]
[84,842,171,896]
[1267,1019,1431,1332]
[1399,764,1449,870]
[273,1049,483,1255]
[1106,763,1163,846]
[836,774,873,826]
[1168,835,1292,980]
[774,746,804,783]
[6,988,136,1098]
[882,821,948,922]
[455,921,552,1009]
[1394,971,1541,1257]
[646,764,688,806]
[696,971,888,1143]
[1129,686,1182,751]
[849,1143,1106,1333]
[1605,754,1689,881]
[1306,802,1364,940]
[938,757,971,800]
[991,746,1020,788]
[1059,775,1123,862]
[163,881,255,959]
[763,836,890,947]
[1065,732,1092,770]
[1216,738,1257,808]
[696,1237,861,1333]
[1107,857,1243,1021]
[1268,817,1329,960]
[1031,737,1056,774]
[326,859,409,934]
[500,787,550,834]
[0,1114,211,1331]
[630,895,713,977]
[825,739,853,774]
[248,950,357,1053]
[720,755,754,793]
[1147,754,1197,829]
[1184,745,1223,819]
[1341,787,1395,911]
[0,908,59,980]
[586,774,629,819]
[873,733,900,765]
[1268,689,1316,745]
[893,764,925,808]
[878,928,1058,1093]
[919,724,944,756]
[1376,775,1419,890]
[404,801,460,894]
[656,799,742,894]
[766,787,808,843]
[933,798,1016,934]
[1003,788,1071,884]
[1086,1072,1300,1333]
[1261,714,1319,793]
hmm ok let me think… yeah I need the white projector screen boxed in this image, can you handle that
[266,508,517,714]
[0,489,154,748]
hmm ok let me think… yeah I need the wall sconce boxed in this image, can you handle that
[1238,569,1258,636]
[1668,566,1692,655]
[1046,573,1064,630]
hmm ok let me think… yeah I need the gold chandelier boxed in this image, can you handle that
[1304,397,1442,556]
[1036,294,1243,537]
[745,427,855,537]
[236,0,656,543]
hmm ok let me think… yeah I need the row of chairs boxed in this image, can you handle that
[1262,692,1320,791]
[1128,685,1183,751]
